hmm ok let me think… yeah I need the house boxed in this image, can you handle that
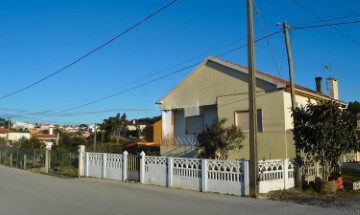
[0,128,31,145]
[127,121,148,131]
[32,127,59,147]
[40,123,55,130]
[157,56,345,160]
[12,121,35,130]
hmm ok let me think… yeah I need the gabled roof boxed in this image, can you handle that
[157,56,345,104]
[32,134,58,139]
[0,128,26,134]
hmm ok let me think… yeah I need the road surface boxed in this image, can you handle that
[0,165,350,215]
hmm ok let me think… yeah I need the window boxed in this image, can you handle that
[186,115,203,135]
[235,109,263,133]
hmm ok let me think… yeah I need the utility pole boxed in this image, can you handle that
[93,123,97,152]
[283,22,296,110]
[283,22,301,189]
[247,0,258,197]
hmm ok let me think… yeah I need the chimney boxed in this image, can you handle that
[327,77,339,100]
[315,77,323,94]
[49,127,54,135]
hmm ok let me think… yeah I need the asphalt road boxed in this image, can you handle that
[0,165,350,215]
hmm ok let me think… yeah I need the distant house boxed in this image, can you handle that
[12,121,35,130]
[32,128,59,146]
[40,123,55,130]
[127,121,148,131]
[0,128,30,145]
[157,56,345,160]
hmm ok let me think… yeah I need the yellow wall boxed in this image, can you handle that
[160,60,277,110]
[218,90,293,160]
[153,120,162,146]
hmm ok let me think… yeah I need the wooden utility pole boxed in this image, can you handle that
[283,22,301,189]
[247,0,258,197]
[283,22,296,109]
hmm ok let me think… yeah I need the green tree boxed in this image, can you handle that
[17,137,43,149]
[196,118,244,159]
[0,118,12,128]
[0,137,6,147]
[100,113,128,143]
[292,100,359,180]
[347,101,360,116]
[57,133,89,151]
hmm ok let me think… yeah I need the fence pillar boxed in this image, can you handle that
[284,159,289,189]
[201,159,208,192]
[167,157,173,187]
[10,153,12,167]
[44,150,49,173]
[78,145,85,177]
[24,154,27,170]
[85,152,89,177]
[33,150,35,168]
[140,151,145,184]
[244,160,250,196]
[122,151,128,182]
[103,153,107,179]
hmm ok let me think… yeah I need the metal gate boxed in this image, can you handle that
[48,150,78,177]
[127,154,140,181]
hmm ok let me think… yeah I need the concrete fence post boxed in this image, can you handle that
[24,154,27,170]
[140,151,145,184]
[85,152,89,177]
[244,160,250,196]
[78,145,85,177]
[122,151,128,182]
[44,150,49,173]
[103,153,107,179]
[167,157,173,187]
[284,159,289,189]
[201,159,208,192]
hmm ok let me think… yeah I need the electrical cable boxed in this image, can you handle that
[292,20,360,30]
[50,30,282,115]
[0,0,177,101]
[253,0,281,77]
[292,0,360,47]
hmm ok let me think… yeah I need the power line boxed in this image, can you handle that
[292,20,360,30]
[292,0,360,47]
[0,0,177,101]
[253,0,281,77]
[50,30,282,115]
[53,37,249,111]
[290,10,360,26]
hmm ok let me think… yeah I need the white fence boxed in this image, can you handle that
[82,152,126,181]
[78,146,358,195]
[79,147,249,196]
[258,159,295,193]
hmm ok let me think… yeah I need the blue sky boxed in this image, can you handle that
[0,0,359,125]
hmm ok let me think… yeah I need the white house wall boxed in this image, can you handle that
[162,110,174,141]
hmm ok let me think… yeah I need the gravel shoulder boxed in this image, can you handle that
[263,188,360,212]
